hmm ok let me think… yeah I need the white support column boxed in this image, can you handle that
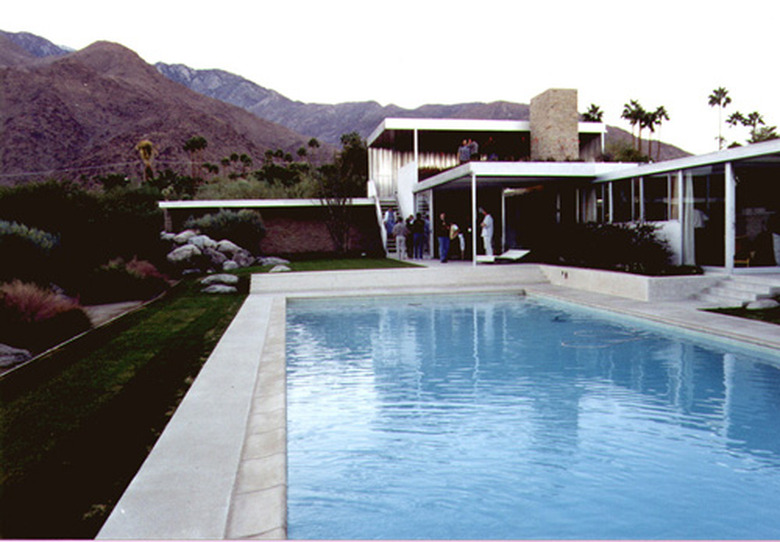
[607,182,614,223]
[638,177,645,222]
[471,172,478,266]
[676,170,685,264]
[501,189,507,253]
[413,129,419,166]
[725,161,736,274]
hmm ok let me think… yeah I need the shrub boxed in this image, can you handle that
[79,258,169,305]
[531,222,674,275]
[0,221,61,283]
[183,209,266,253]
[0,281,92,352]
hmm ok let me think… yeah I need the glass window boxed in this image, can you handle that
[612,180,632,222]
[644,176,669,221]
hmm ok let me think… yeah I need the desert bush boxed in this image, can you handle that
[79,258,169,305]
[0,181,166,292]
[0,221,61,283]
[0,281,92,352]
[183,209,266,253]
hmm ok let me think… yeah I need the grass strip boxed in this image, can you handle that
[0,258,413,538]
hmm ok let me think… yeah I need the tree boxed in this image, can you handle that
[314,132,367,253]
[646,106,669,161]
[135,139,157,182]
[307,137,321,162]
[727,110,775,144]
[582,104,604,122]
[621,100,646,152]
[182,136,208,179]
[708,87,731,150]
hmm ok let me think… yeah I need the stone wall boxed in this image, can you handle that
[166,205,384,258]
[530,88,579,161]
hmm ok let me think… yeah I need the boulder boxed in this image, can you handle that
[745,298,780,310]
[259,256,290,266]
[233,250,255,268]
[200,274,239,286]
[167,244,202,264]
[0,343,32,368]
[203,247,228,268]
[223,260,240,271]
[269,264,291,273]
[201,284,238,294]
[216,239,243,256]
[188,234,217,250]
[173,229,199,244]
[160,231,177,242]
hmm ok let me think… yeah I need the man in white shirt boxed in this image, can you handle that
[479,207,494,256]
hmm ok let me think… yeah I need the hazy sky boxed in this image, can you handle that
[5,0,779,154]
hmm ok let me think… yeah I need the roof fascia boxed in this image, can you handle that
[594,139,780,182]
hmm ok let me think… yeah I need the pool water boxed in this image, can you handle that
[286,294,780,539]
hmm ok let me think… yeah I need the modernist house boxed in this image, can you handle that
[367,88,780,272]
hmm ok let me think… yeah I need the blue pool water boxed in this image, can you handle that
[286,294,780,540]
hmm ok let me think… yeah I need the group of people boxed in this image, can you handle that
[384,207,495,263]
[384,209,430,260]
[458,139,480,163]
[457,137,500,163]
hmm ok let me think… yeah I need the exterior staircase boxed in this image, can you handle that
[379,198,398,254]
[695,274,780,308]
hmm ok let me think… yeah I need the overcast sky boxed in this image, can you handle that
[5,0,779,155]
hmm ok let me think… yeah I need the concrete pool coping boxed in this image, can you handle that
[98,263,780,540]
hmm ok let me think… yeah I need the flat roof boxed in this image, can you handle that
[594,139,780,182]
[415,161,635,192]
[367,117,605,148]
[158,198,376,209]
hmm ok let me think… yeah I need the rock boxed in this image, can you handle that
[269,264,291,273]
[201,284,238,294]
[745,298,780,310]
[173,229,198,244]
[160,231,177,242]
[200,273,239,286]
[216,239,243,256]
[259,256,290,266]
[233,250,255,268]
[188,234,217,250]
[222,260,240,271]
[167,244,202,264]
[0,343,32,368]
[203,247,228,268]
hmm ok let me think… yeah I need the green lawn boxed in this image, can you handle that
[707,306,780,326]
[0,258,412,538]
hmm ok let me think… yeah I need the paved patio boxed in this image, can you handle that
[98,262,780,540]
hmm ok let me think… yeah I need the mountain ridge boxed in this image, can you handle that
[1,30,691,185]
[0,38,330,184]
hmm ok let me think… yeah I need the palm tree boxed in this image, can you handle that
[135,139,157,182]
[621,100,646,152]
[649,106,669,161]
[743,111,765,142]
[708,87,731,150]
[582,104,604,122]
[183,136,208,178]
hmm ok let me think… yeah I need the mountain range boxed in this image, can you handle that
[0,30,690,185]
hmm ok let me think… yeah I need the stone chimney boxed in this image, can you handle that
[530,88,579,161]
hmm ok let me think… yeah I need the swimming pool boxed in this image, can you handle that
[286,294,780,539]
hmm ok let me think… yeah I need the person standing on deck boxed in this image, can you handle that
[479,207,494,257]
[392,218,409,260]
[436,212,451,263]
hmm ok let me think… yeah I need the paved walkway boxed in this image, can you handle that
[98,262,780,540]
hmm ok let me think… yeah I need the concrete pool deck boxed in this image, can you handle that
[98,262,780,540]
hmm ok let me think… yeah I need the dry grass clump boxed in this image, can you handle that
[0,280,91,352]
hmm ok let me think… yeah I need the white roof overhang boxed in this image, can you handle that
[593,139,780,183]
[414,161,634,193]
